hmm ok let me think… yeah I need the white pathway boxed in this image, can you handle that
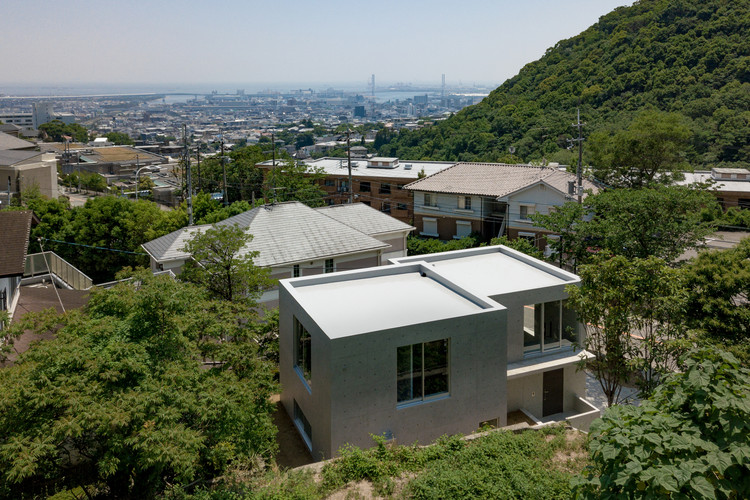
[585,371,641,411]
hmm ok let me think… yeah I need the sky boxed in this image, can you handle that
[1,0,631,92]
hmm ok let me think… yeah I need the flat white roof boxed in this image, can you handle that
[290,271,487,339]
[259,157,456,180]
[392,246,578,298]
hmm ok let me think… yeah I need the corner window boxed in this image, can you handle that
[294,317,312,388]
[458,196,471,210]
[324,259,334,273]
[523,300,578,355]
[293,264,300,278]
[397,339,449,405]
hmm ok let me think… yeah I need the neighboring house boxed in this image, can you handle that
[0,211,33,324]
[256,157,456,225]
[141,201,414,307]
[0,151,59,205]
[404,163,598,250]
[0,131,36,151]
[279,245,599,460]
[678,168,750,211]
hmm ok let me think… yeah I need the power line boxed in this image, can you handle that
[40,238,147,256]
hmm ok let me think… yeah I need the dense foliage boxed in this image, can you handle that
[0,273,277,499]
[406,234,480,255]
[105,131,135,145]
[574,348,750,499]
[377,0,750,169]
[38,120,89,143]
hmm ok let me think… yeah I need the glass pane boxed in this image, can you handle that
[295,319,311,385]
[523,304,541,353]
[423,339,448,396]
[544,301,561,349]
[397,345,414,402]
[562,300,579,347]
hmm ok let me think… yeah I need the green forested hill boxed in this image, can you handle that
[377,0,750,168]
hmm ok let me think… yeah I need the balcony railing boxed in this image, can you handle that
[24,252,93,290]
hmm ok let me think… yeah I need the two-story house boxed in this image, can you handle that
[256,157,456,226]
[279,245,599,460]
[404,163,598,250]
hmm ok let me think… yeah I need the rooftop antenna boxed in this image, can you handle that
[571,108,585,203]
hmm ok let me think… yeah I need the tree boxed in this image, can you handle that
[567,255,689,406]
[0,272,277,498]
[490,235,544,260]
[198,144,267,202]
[573,348,750,499]
[683,237,750,353]
[534,186,719,266]
[262,159,327,207]
[589,110,692,188]
[105,131,134,145]
[181,224,273,305]
[38,120,88,142]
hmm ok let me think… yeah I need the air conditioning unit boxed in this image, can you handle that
[404,164,412,170]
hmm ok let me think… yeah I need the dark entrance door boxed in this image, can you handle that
[542,369,564,417]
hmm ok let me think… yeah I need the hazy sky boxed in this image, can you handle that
[2,0,631,90]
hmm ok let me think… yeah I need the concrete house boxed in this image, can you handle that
[0,151,59,205]
[404,163,598,250]
[141,201,414,307]
[279,245,599,460]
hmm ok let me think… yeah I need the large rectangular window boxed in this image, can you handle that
[524,300,579,355]
[397,339,449,404]
[293,400,312,450]
[294,317,312,388]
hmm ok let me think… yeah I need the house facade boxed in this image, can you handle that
[0,211,33,325]
[279,245,599,460]
[0,151,58,205]
[405,163,598,250]
[256,157,456,226]
[678,168,750,211]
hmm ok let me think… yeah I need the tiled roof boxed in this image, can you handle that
[0,211,33,277]
[0,150,43,166]
[316,203,415,235]
[142,202,389,267]
[404,162,598,198]
[0,131,35,151]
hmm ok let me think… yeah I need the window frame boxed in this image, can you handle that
[379,182,391,194]
[293,316,312,391]
[397,339,450,407]
[359,181,371,192]
[421,217,438,237]
[292,264,301,278]
[324,258,335,273]
[454,220,472,239]
[457,196,472,210]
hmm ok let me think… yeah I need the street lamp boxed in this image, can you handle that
[135,165,160,201]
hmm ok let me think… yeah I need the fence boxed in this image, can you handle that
[24,252,93,290]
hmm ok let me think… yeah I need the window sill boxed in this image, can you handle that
[420,205,440,211]
[294,366,312,394]
[455,208,474,214]
[397,393,450,409]
[420,232,439,238]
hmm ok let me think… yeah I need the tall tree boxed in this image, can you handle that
[0,272,277,498]
[567,255,689,405]
[181,224,273,305]
[589,110,692,188]
[262,159,327,207]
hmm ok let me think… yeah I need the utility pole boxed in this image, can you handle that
[220,134,228,206]
[347,128,353,204]
[184,124,193,225]
[571,108,585,203]
[271,132,276,167]
[196,147,201,192]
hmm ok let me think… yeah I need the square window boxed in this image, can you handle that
[397,339,449,404]
[379,183,391,194]
[520,205,535,220]
[359,181,371,192]
[396,203,408,211]
[324,179,335,187]
[382,202,391,214]
[455,221,472,238]
[294,317,312,387]
[458,196,471,210]
[422,217,438,236]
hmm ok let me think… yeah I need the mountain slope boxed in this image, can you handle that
[377,0,750,168]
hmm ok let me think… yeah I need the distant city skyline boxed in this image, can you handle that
[2,0,631,91]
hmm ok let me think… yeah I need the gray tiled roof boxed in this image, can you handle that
[404,162,598,198]
[316,203,415,236]
[142,202,389,267]
[0,150,42,166]
[0,131,35,151]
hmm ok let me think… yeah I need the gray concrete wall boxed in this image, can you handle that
[506,364,587,418]
[326,309,507,458]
